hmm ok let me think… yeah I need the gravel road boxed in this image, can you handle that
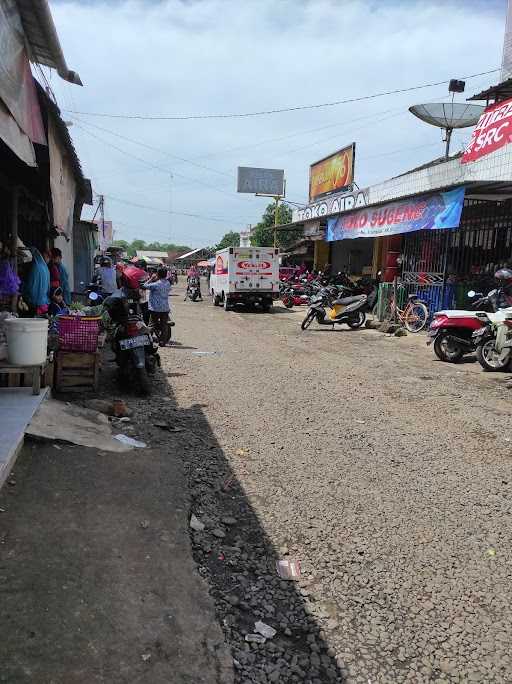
[156,285,511,684]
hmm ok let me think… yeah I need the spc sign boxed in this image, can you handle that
[462,96,512,164]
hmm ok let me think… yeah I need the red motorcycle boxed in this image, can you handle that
[427,289,503,362]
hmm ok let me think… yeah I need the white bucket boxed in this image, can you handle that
[5,318,48,366]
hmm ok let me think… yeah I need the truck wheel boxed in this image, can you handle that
[213,294,221,307]
[224,296,231,311]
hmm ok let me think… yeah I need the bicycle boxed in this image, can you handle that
[385,287,429,333]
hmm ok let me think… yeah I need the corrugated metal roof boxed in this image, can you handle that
[15,0,82,85]
[176,247,206,259]
[136,250,169,259]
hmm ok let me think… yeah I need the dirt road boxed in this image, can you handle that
[1,285,511,683]
[166,287,511,683]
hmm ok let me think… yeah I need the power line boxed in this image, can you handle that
[71,116,232,179]
[102,193,250,224]
[72,122,256,202]
[63,69,499,120]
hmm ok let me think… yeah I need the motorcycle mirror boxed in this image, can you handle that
[88,291,99,301]
[467,290,476,297]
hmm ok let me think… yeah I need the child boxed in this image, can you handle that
[48,287,69,317]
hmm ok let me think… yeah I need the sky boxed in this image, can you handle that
[46,0,507,248]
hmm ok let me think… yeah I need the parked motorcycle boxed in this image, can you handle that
[81,282,106,305]
[104,293,160,395]
[428,268,512,363]
[472,311,512,371]
[301,287,368,330]
[427,290,501,362]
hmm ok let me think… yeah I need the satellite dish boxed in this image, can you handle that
[409,102,485,158]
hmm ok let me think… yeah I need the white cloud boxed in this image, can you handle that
[48,0,505,246]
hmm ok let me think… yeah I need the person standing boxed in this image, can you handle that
[96,256,117,295]
[48,247,71,304]
[141,267,171,346]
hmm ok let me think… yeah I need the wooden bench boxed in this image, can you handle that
[0,359,51,395]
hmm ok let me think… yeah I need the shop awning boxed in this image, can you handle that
[15,0,83,85]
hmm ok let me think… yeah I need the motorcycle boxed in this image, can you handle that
[281,278,320,308]
[81,282,106,305]
[104,293,160,395]
[428,268,512,363]
[427,289,502,362]
[472,311,512,371]
[301,287,368,330]
[185,276,201,302]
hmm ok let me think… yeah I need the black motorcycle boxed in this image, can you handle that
[104,294,160,396]
[301,287,369,330]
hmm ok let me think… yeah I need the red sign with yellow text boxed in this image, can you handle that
[309,144,355,201]
[462,97,512,164]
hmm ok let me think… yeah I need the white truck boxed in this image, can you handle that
[210,246,280,311]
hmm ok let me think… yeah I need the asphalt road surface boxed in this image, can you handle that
[2,283,511,684]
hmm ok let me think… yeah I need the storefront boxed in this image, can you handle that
[281,142,512,314]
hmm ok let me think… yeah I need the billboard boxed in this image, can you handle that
[461,97,512,164]
[326,187,465,241]
[237,167,285,195]
[309,144,355,202]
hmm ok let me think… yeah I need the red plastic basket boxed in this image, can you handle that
[58,316,101,352]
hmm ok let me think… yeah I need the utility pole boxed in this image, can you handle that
[273,196,280,248]
[169,172,173,246]
[99,194,105,253]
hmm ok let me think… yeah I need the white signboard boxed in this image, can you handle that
[237,167,285,195]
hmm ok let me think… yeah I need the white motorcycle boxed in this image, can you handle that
[473,310,512,371]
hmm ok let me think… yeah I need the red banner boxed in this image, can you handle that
[462,97,512,164]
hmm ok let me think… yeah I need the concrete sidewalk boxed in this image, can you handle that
[0,441,232,684]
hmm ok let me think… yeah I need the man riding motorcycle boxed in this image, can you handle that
[185,265,203,301]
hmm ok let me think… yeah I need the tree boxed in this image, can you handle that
[216,231,240,250]
[251,203,301,249]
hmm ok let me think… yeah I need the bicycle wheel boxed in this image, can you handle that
[404,302,428,333]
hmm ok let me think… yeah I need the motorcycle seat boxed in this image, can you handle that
[333,295,365,305]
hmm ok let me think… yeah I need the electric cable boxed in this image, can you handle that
[63,69,499,120]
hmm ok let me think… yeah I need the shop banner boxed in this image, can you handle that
[292,186,368,223]
[462,97,512,164]
[326,187,465,242]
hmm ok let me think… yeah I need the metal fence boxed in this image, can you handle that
[376,282,453,321]
[377,198,512,321]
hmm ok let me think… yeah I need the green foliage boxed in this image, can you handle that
[251,203,301,249]
[112,239,192,258]
[216,231,240,250]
